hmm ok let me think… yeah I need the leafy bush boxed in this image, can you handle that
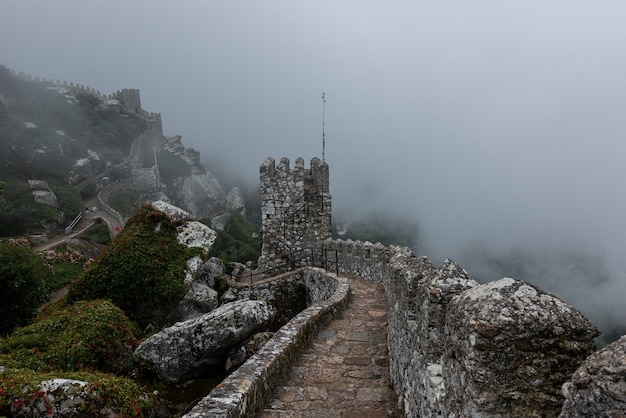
[2,299,138,374]
[0,241,50,335]
[67,204,190,327]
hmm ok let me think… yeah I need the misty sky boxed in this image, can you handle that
[2,1,625,331]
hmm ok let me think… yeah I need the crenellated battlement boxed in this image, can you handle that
[3,66,164,137]
[259,156,332,269]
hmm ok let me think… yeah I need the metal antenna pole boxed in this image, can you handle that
[322,91,326,163]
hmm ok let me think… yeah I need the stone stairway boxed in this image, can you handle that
[258,275,404,418]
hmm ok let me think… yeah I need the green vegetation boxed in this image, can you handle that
[208,209,261,264]
[67,204,192,327]
[2,299,139,374]
[0,369,153,417]
[0,241,50,335]
[0,65,146,236]
[79,222,111,245]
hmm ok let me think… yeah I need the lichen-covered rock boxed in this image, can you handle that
[176,220,216,252]
[195,257,224,289]
[150,200,193,222]
[134,299,275,383]
[173,173,227,222]
[10,378,87,417]
[174,280,219,322]
[444,277,599,417]
[175,257,225,318]
[559,334,626,417]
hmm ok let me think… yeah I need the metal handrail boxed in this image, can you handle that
[64,212,84,235]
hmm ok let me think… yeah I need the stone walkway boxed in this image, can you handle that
[258,275,404,418]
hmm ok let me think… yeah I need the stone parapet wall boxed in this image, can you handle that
[184,267,349,417]
[327,238,599,417]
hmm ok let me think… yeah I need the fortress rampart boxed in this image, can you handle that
[324,238,598,417]
[5,67,163,136]
[231,156,607,417]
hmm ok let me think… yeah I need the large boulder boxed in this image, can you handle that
[444,277,599,417]
[134,299,275,383]
[559,334,626,417]
[174,257,225,321]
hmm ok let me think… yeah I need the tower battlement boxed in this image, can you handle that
[259,156,332,267]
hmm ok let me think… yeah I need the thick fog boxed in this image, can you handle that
[2,1,625,337]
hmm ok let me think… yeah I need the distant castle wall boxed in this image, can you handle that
[6,67,163,136]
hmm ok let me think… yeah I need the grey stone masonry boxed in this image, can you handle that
[259,157,331,270]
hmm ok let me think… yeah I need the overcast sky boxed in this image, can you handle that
[2,1,625,332]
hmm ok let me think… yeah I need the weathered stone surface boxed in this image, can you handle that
[226,187,246,214]
[559,334,626,417]
[134,299,275,383]
[444,277,598,418]
[9,377,150,418]
[174,280,219,322]
[225,331,274,372]
[195,257,225,288]
[173,173,227,223]
[323,239,602,417]
[176,220,216,252]
[27,180,59,207]
[151,200,193,222]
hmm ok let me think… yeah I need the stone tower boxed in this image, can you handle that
[259,156,331,269]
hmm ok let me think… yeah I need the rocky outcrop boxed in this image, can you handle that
[27,180,59,207]
[444,277,598,417]
[172,173,227,226]
[226,187,246,214]
[70,149,103,184]
[134,299,275,383]
[559,335,626,417]
[175,257,224,322]
[174,280,219,322]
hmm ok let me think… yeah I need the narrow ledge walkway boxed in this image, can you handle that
[258,274,404,418]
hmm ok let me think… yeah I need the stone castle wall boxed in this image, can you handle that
[325,238,599,417]
[6,67,163,136]
[259,156,331,267]
[258,159,598,414]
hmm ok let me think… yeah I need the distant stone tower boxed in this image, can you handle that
[259,156,331,269]
[112,89,141,114]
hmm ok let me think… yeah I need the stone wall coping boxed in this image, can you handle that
[183,267,350,418]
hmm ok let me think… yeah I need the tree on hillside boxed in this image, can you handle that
[0,241,50,335]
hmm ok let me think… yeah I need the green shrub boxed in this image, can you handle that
[3,299,138,374]
[67,204,190,327]
[0,242,50,335]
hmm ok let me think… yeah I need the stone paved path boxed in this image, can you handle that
[258,275,404,418]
